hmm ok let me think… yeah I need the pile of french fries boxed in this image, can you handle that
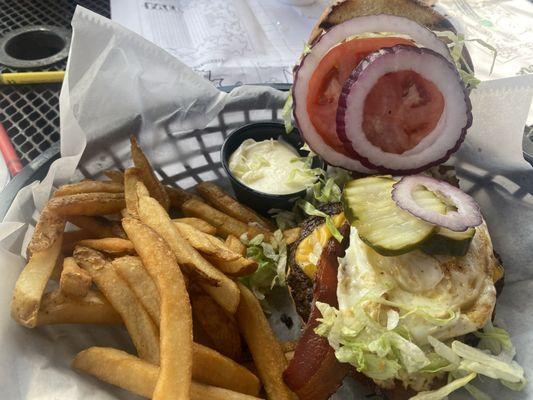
[10,136,299,400]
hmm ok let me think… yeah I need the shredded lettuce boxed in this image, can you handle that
[428,336,460,365]
[419,352,455,373]
[343,349,401,381]
[315,293,526,399]
[272,164,350,240]
[286,167,321,188]
[388,332,430,373]
[270,208,298,231]
[228,139,272,184]
[292,143,316,167]
[269,143,352,242]
[286,147,322,189]
[409,372,477,400]
[372,297,458,327]
[453,341,526,388]
[434,30,497,89]
[315,300,430,380]
[282,92,294,134]
[308,166,350,205]
[346,31,413,41]
[463,381,492,400]
[386,309,399,330]
[475,320,514,356]
[311,176,342,203]
[273,230,288,286]
[239,230,288,306]
[282,41,311,134]
[296,199,343,242]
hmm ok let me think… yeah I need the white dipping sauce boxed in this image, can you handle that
[228,138,316,195]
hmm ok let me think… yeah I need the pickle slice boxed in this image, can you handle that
[342,176,446,256]
[421,227,475,256]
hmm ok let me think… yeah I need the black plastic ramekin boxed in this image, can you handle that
[221,122,323,216]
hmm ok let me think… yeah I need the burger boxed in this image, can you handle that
[280,1,525,399]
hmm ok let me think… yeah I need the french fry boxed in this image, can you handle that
[195,182,274,230]
[241,360,259,377]
[183,199,271,240]
[103,170,124,182]
[173,217,217,235]
[122,217,192,400]
[59,257,92,298]
[112,256,160,326]
[136,181,150,197]
[54,180,124,197]
[236,282,296,400]
[62,229,94,254]
[27,206,66,255]
[77,238,136,255]
[130,136,170,210]
[74,246,160,364]
[193,343,261,395]
[225,235,246,256]
[124,167,142,218]
[121,208,135,219]
[36,289,122,326]
[50,253,65,281]
[166,185,202,209]
[193,316,215,348]
[190,290,242,360]
[283,227,301,245]
[47,192,125,216]
[280,340,298,353]
[11,232,64,328]
[174,221,240,261]
[73,347,261,400]
[67,215,126,238]
[39,289,259,392]
[285,351,295,362]
[206,254,258,277]
[105,166,203,213]
[136,194,241,314]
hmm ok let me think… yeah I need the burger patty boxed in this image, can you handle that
[287,202,343,322]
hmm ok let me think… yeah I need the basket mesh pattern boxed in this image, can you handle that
[0,0,110,165]
[76,104,284,193]
[162,108,283,190]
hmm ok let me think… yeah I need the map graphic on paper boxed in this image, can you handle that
[111,0,533,86]
[111,0,329,86]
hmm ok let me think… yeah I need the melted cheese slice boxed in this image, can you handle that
[295,213,345,278]
[338,223,500,345]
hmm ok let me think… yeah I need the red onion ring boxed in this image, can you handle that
[336,45,472,174]
[392,175,482,232]
[293,14,452,172]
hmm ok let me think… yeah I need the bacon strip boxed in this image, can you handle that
[283,223,351,400]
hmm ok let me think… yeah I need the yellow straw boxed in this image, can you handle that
[0,71,65,85]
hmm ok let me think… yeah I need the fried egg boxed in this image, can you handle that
[337,223,499,346]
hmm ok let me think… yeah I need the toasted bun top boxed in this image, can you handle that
[308,0,455,44]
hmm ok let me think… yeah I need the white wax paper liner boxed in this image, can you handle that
[0,6,532,400]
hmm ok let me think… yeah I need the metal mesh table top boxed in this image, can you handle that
[0,1,110,166]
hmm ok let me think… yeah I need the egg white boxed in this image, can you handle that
[337,223,498,345]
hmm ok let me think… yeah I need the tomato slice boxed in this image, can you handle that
[362,70,444,154]
[307,37,413,154]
